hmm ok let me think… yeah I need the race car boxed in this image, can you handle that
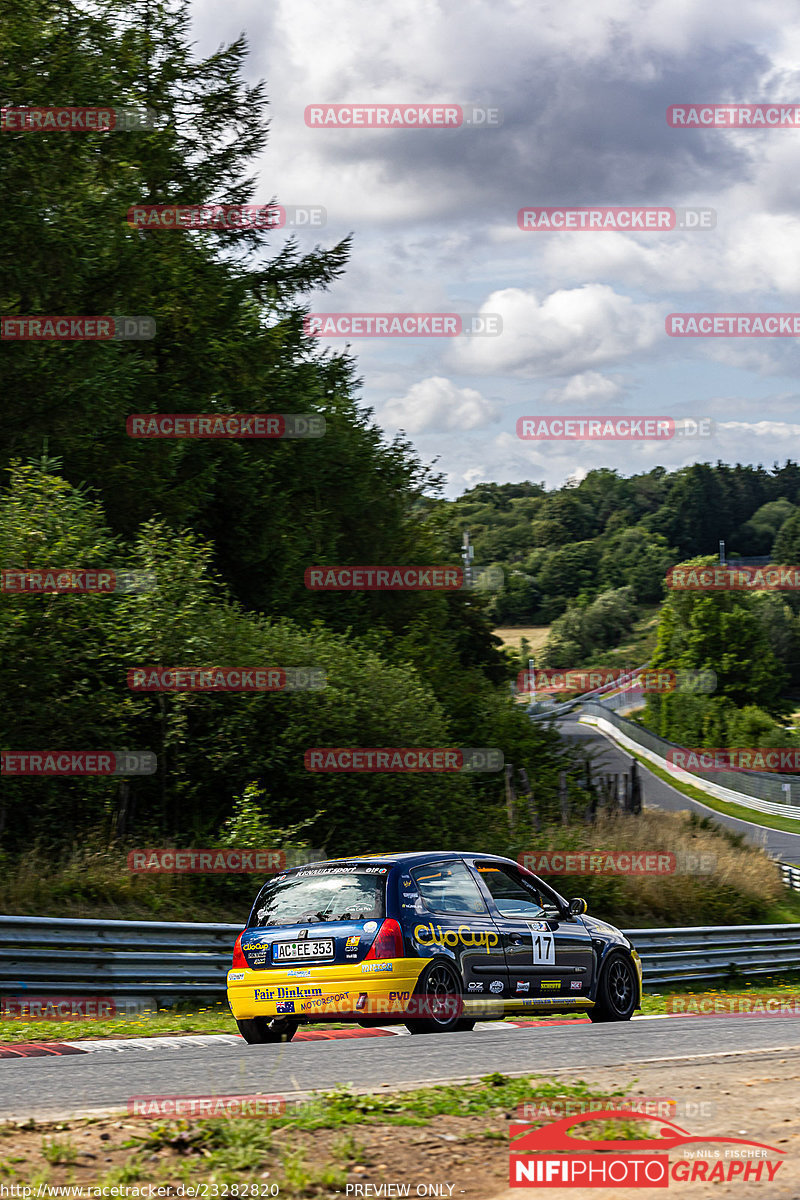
[227,851,643,1043]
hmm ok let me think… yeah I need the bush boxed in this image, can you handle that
[506,809,781,926]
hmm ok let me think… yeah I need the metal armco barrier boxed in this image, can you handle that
[528,665,648,721]
[580,701,800,818]
[0,915,238,1001]
[626,924,800,986]
[0,915,798,998]
[780,862,800,892]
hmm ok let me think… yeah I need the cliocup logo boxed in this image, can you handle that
[413,923,499,952]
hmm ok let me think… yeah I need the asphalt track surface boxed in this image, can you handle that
[561,712,800,860]
[3,1017,800,1120]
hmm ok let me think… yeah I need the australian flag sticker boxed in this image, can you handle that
[276,1000,295,1013]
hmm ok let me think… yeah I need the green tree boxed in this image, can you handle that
[735,498,796,556]
[0,464,565,855]
[598,528,675,602]
[645,557,789,744]
[773,510,800,563]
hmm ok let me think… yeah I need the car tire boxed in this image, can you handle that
[588,953,638,1022]
[403,960,472,1034]
[236,1016,299,1044]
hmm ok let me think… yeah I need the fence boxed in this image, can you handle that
[580,701,800,818]
[0,915,798,1000]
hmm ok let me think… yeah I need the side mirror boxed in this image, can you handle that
[568,897,588,917]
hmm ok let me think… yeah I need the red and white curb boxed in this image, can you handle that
[0,1015,680,1059]
[0,1021,585,1057]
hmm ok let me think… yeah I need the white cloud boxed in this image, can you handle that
[544,371,625,405]
[538,212,800,301]
[449,285,662,376]
[382,376,500,432]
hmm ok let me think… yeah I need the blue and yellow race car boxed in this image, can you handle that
[227,851,643,1043]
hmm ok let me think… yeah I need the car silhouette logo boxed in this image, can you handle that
[509,1112,785,1156]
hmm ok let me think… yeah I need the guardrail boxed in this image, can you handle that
[780,862,800,892]
[528,665,649,722]
[580,701,800,818]
[626,924,800,986]
[0,915,797,999]
[0,916,237,1000]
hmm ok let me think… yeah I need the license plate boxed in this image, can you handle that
[272,939,334,961]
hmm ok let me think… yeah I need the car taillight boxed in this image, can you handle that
[364,918,403,960]
[232,931,247,969]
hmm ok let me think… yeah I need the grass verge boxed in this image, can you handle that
[511,807,787,925]
[0,1073,663,1196]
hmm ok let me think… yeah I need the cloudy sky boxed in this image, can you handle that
[191,0,800,495]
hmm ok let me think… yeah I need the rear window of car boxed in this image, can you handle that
[249,865,388,927]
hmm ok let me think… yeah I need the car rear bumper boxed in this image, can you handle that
[227,959,425,1020]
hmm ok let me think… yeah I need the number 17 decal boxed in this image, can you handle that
[530,930,555,965]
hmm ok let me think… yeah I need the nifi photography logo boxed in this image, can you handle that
[509,1111,784,1187]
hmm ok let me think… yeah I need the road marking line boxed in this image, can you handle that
[0,1013,791,1059]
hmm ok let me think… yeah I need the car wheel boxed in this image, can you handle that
[236,1016,299,1044]
[589,953,637,1022]
[404,961,470,1034]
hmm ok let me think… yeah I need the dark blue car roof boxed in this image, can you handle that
[249,849,575,926]
[288,851,518,871]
